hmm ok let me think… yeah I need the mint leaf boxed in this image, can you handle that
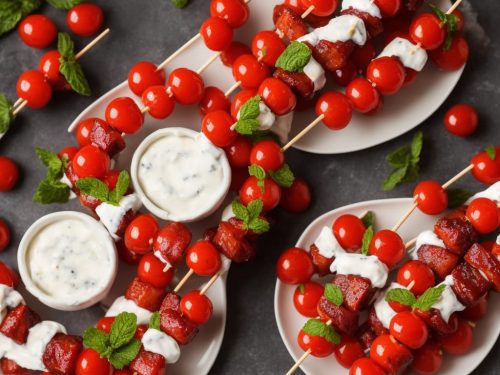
[401,163,419,183]
[248,164,266,192]
[381,165,408,191]
[35,148,63,179]
[410,131,423,164]
[109,312,137,349]
[108,339,141,370]
[247,199,264,220]
[386,146,410,169]
[32,179,70,204]
[0,94,13,134]
[239,96,261,120]
[109,170,130,205]
[83,327,110,355]
[60,60,91,96]
[232,199,250,223]
[76,178,110,202]
[46,0,81,10]
[413,284,446,311]
[360,225,373,256]
[302,319,340,345]
[275,41,311,72]
[234,118,260,135]
[385,288,416,307]
[361,211,375,229]
[171,0,189,8]
[446,188,471,209]
[0,0,42,36]
[430,4,458,51]
[149,312,161,331]
[248,217,270,234]
[269,164,294,188]
[57,32,75,59]
[298,284,305,294]
[324,284,343,306]
[485,146,496,160]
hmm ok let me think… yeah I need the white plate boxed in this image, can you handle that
[274,198,500,375]
[67,0,462,155]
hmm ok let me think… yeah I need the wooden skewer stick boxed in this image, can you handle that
[301,5,315,18]
[281,114,324,152]
[13,98,23,109]
[200,272,221,295]
[196,51,223,75]
[12,100,28,116]
[173,268,194,293]
[157,33,202,71]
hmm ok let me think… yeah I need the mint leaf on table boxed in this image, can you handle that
[33,177,71,204]
[360,225,373,256]
[171,0,189,8]
[0,94,13,134]
[269,164,294,188]
[446,188,471,209]
[275,41,311,72]
[57,32,75,59]
[413,284,446,311]
[0,0,42,36]
[302,318,340,345]
[324,284,343,306]
[381,165,408,191]
[35,148,63,179]
[385,288,417,307]
[46,0,81,10]
[485,145,496,160]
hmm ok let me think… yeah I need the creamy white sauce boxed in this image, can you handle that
[237,102,276,131]
[434,276,465,322]
[106,296,153,325]
[314,226,345,259]
[302,57,326,92]
[342,0,381,18]
[374,282,405,329]
[25,218,113,306]
[137,130,226,220]
[0,285,24,322]
[60,173,76,199]
[378,37,428,71]
[298,15,367,46]
[330,253,388,288]
[153,250,173,272]
[95,194,142,240]
[0,321,66,371]
[416,230,445,250]
[271,112,294,144]
[141,328,180,364]
[467,181,500,204]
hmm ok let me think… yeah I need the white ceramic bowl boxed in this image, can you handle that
[131,127,231,223]
[18,211,117,311]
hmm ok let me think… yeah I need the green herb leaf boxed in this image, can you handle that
[324,284,343,306]
[0,94,13,134]
[248,216,270,234]
[360,225,373,256]
[109,170,130,205]
[171,0,189,8]
[234,118,260,136]
[385,288,417,307]
[446,188,471,209]
[35,148,63,179]
[0,0,42,36]
[109,312,138,349]
[361,211,375,229]
[108,339,142,370]
[76,177,110,202]
[57,32,75,59]
[239,96,261,120]
[46,0,81,10]
[302,318,340,345]
[149,312,161,331]
[275,41,312,72]
[83,327,110,354]
[269,164,294,188]
[298,284,305,293]
[248,164,266,192]
[485,145,496,160]
[410,131,423,164]
[247,199,264,220]
[386,146,411,169]
[430,4,458,51]
[32,179,71,204]
[413,284,446,311]
[401,163,419,183]
[60,60,91,96]
[232,199,250,223]
[381,165,408,191]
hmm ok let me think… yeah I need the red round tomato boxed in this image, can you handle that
[346,77,380,114]
[411,341,443,375]
[67,3,104,37]
[297,329,335,357]
[202,110,237,147]
[233,54,270,89]
[315,91,352,130]
[16,70,52,109]
[443,103,477,137]
[220,41,252,67]
[252,31,286,67]
[370,334,412,373]
[349,358,386,375]
[409,13,445,50]
[369,229,405,269]
[38,50,69,91]
[331,61,357,87]
[200,17,233,51]
[127,61,165,96]
[230,89,257,119]
[186,240,222,276]
[105,97,144,134]
[18,15,57,49]
[452,9,464,32]
[199,86,230,116]
[439,317,473,354]
[239,176,281,211]
[75,348,112,375]
[466,197,500,234]
[116,240,143,265]
[374,0,401,17]
[125,214,159,254]
[0,219,11,252]
[230,166,249,192]
[0,262,20,287]
[249,140,284,171]
[280,178,311,213]
[461,294,488,321]
[429,35,468,71]
[168,68,205,105]
[95,317,114,333]
[58,146,78,161]
[180,291,213,325]
[258,77,296,115]
[471,147,500,184]
[210,0,249,28]
[137,253,174,289]
[276,247,314,284]
[300,0,338,16]
[284,0,307,11]
[293,281,324,317]
[75,118,103,146]
[366,57,405,95]
[333,214,366,251]
[414,180,448,215]
[390,311,429,349]
[224,135,252,168]
[351,42,376,70]
[141,85,175,119]
[102,170,121,190]
[334,335,364,368]
[0,157,19,192]
[397,260,435,296]
[72,145,110,179]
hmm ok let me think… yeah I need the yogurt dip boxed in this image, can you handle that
[131,128,231,222]
[18,211,117,311]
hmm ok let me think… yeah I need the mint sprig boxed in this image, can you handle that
[234,96,261,136]
[324,284,343,306]
[149,312,161,331]
[231,199,270,234]
[83,312,141,370]
[57,32,91,96]
[446,188,471,209]
[386,284,446,312]
[269,164,295,188]
[46,0,81,10]
[361,211,375,229]
[485,145,496,160]
[33,148,70,204]
[248,164,266,192]
[430,4,459,51]
[171,0,189,8]
[302,318,340,345]
[76,170,130,206]
[0,0,42,36]
[0,94,13,134]
[275,41,312,72]
[360,225,373,256]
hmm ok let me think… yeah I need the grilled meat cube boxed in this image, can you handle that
[317,295,358,336]
[89,120,126,157]
[160,309,198,345]
[273,68,315,100]
[125,277,166,311]
[417,244,460,279]
[357,323,377,350]
[309,244,332,276]
[0,304,41,344]
[434,214,478,255]
[368,306,389,336]
[42,333,83,375]
[450,262,491,306]
[153,222,192,266]
[415,309,458,336]
[464,243,500,291]
[129,349,166,375]
[311,39,355,72]
[160,291,181,313]
[213,221,255,262]
[341,8,383,37]
[0,358,33,375]
[331,274,374,312]
[273,5,309,41]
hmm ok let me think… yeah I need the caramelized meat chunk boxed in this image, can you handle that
[0,304,41,344]
[312,39,355,72]
[309,244,332,276]
[273,5,309,41]
[153,222,192,266]
[273,68,315,100]
[450,262,491,306]
[125,277,166,311]
[331,274,374,312]
[341,8,383,37]
[212,221,255,262]
[317,295,358,336]
[434,214,477,255]
[417,245,460,279]
[129,349,166,375]
[464,243,500,291]
[42,333,83,375]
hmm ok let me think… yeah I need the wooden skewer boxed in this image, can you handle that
[13,98,23,109]
[173,268,194,293]
[200,272,220,295]
[286,349,312,375]
[301,5,315,18]
[282,114,324,152]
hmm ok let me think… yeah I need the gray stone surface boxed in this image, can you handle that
[0,0,498,374]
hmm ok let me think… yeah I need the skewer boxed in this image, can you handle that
[200,272,221,295]
[174,268,194,293]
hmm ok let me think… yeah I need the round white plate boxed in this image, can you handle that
[67,0,462,155]
[275,198,500,375]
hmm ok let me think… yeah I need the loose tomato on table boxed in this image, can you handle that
[396,260,435,296]
[332,214,366,251]
[438,317,474,355]
[414,180,448,215]
[125,214,160,254]
[225,135,252,168]
[471,146,500,184]
[202,110,237,147]
[200,17,233,51]
[38,51,69,91]
[210,0,249,28]
[389,311,429,349]
[346,77,380,114]
[0,219,11,252]
[72,145,110,179]
[137,253,174,289]
[127,61,165,96]
[141,85,175,119]
[220,41,251,67]
[331,61,357,87]
[410,13,446,50]
[67,3,104,37]
[199,86,230,115]
[466,197,500,234]
[180,291,213,325]
[251,31,286,67]
[430,35,469,71]
[258,77,296,115]
[443,103,477,137]
[105,97,144,134]
[249,140,284,172]
[230,89,257,119]
[168,68,205,105]
[0,262,20,287]
[18,15,57,49]
[16,70,52,109]
[186,240,221,277]
[411,341,443,375]
[315,91,352,130]
[0,157,19,192]
[369,229,405,269]
[232,55,270,89]
[276,247,314,284]
[75,348,112,375]
[280,178,311,213]
[239,176,281,211]
[293,281,324,317]
[297,329,335,357]
[334,335,364,368]
[300,0,338,16]
[366,57,405,96]
[349,357,386,375]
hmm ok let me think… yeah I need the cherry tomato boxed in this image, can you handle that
[461,294,488,321]
[102,170,121,190]
[414,180,448,215]
[75,118,103,146]
[0,219,11,252]
[466,197,500,234]
[280,178,311,213]
[141,85,175,119]
[374,0,401,17]
[430,35,469,71]
[388,299,412,313]
[202,110,237,147]
[349,358,386,375]
[168,68,205,105]
[75,348,112,375]
[293,281,324,317]
[471,147,500,184]
[249,140,284,171]
[233,54,270,89]
[410,13,445,50]
[346,77,380,114]
[334,335,364,368]
[210,0,249,28]
[137,253,174,289]
[105,97,144,134]
[72,145,110,179]
[284,0,307,12]
[331,61,357,87]
[366,57,405,95]
[18,15,57,49]
[369,229,405,269]
[230,166,249,192]
[67,3,104,37]
[251,31,286,67]
[411,341,443,375]
[315,91,352,130]
[239,176,281,211]
[221,41,252,67]
[0,262,20,287]
[224,135,252,168]
[186,240,221,276]
[116,240,143,265]
[258,77,296,115]
[452,9,465,32]
[276,247,314,284]
[333,214,366,251]
[38,50,69,91]
[351,42,376,71]
[370,334,412,373]
[199,86,230,116]
[0,157,19,192]
[297,329,335,357]
[125,214,160,254]
[300,0,338,16]
[443,103,477,137]
[16,70,52,109]
[397,260,435,296]
[58,146,78,161]
[390,311,428,349]
[200,17,233,51]
[134,325,147,340]
[439,317,473,355]
[230,89,257,119]
[180,291,213,325]
[127,61,165,96]
[95,317,115,333]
